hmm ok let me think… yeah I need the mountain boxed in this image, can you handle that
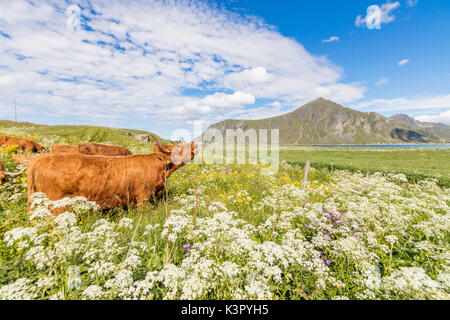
[203,98,449,145]
[389,114,450,142]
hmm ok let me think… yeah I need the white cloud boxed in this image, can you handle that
[0,0,365,134]
[225,67,274,84]
[322,36,339,43]
[406,0,418,7]
[314,83,366,103]
[155,91,255,122]
[352,94,450,113]
[398,59,410,66]
[355,2,401,28]
[203,91,255,108]
[219,101,288,121]
[269,101,282,108]
[375,77,391,86]
[415,110,450,125]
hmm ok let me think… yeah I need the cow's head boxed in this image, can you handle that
[152,135,198,168]
[36,144,46,152]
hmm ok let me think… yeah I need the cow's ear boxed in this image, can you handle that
[151,134,171,154]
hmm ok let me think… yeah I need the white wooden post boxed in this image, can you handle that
[303,160,310,190]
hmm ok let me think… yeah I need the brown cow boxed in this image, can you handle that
[0,160,25,183]
[78,143,132,156]
[13,154,37,167]
[27,135,198,214]
[0,135,45,153]
[50,144,78,154]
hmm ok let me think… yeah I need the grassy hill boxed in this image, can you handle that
[204,98,447,145]
[0,120,170,154]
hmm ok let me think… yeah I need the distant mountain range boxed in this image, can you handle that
[388,113,450,142]
[203,98,450,145]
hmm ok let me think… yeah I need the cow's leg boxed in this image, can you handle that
[136,186,155,209]
[154,184,165,198]
[136,194,149,209]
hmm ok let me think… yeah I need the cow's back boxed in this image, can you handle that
[78,143,132,156]
[50,144,78,153]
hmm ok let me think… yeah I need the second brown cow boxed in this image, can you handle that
[0,135,45,153]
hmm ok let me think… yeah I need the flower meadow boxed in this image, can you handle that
[0,145,449,300]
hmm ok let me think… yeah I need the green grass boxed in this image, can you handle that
[279,147,450,187]
[199,145,450,187]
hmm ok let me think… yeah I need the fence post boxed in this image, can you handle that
[303,160,310,190]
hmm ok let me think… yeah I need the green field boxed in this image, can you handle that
[279,147,450,185]
[203,145,450,187]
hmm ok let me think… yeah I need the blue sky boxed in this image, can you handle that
[248,1,450,93]
[0,0,449,139]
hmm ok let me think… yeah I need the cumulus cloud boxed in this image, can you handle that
[322,36,339,43]
[406,0,418,7]
[415,110,450,125]
[224,67,274,84]
[355,1,401,28]
[203,91,255,108]
[0,0,365,134]
[398,59,410,66]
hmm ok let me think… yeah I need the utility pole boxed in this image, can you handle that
[14,97,17,122]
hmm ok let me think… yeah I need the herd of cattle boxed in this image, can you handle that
[0,135,198,215]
